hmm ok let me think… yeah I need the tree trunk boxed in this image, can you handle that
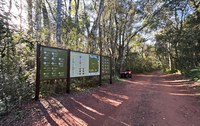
[35,0,42,41]
[167,42,172,71]
[75,0,80,50]
[42,0,50,44]
[66,0,72,42]
[27,0,33,34]
[90,0,104,53]
[56,0,62,47]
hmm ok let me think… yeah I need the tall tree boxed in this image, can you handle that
[27,0,33,34]
[90,0,104,53]
[41,0,50,43]
[56,0,62,47]
[66,0,72,42]
[35,0,42,41]
[75,0,80,50]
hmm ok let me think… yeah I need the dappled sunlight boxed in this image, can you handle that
[120,79,147,85]
[160,74,172,77]
[70,97,104,116]
[169,93,200,97]
[163,80,190,83]
[76,108,96,120]
[135,74,155,77]
[193,82,200,86]
[152,83,186,87]
[160,74,181,78]
[109,116,130,126]
[160,74,187,82]
[92,94,123,107]
[99,89,129,100]
[187,82,200,88]
[40,98,88,126]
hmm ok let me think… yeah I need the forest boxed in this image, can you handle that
[0,0,199,118]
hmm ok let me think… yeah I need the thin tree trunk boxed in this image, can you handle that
[56,0,62,47]
[35,0,42,41]
[42,0,50,44]
[90,0,104,53]
[66,0,72,42]
[167,42,172,71]
[75,0,80,50]
[27,0,33,34]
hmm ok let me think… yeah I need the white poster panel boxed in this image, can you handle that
[70,52,100,77]
[70,52,89,77]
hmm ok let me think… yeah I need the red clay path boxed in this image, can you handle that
[5,72,200,126]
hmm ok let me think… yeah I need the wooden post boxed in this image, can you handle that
[66,49,71,93]
[99,24,102,86]
[99,55,102,86]
[110,57,112,84]
[35,44,41,101]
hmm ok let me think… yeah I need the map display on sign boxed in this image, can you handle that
[40,46,67,80]
[70,52,89,77]
[89,54,100,75]
[102,56,110,74]
[70,52,100,77]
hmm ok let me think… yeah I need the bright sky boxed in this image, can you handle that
[5,0,28,30]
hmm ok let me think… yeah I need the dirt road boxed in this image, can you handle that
[9,72,200,126]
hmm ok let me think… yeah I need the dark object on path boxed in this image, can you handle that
[120,70,132,78]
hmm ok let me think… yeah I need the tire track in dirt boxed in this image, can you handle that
[148,73,200,126]
[128,73,160,126]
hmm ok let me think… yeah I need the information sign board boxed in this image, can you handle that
[70,52,89,77]
[70,52,100,77]
[40,46,67,80]
[35,44,112,101]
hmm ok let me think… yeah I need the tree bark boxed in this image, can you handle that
[27,0,33,34]
[35,0,42,41]
[75,0,80,50]
[56,0,62,47]
[42,0,50,44]
[65,0,72,43]
[90,0,104,53]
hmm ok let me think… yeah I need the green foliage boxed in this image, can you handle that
[124,38,161,74]
[154,1,200,75]
[40,80,67,96]
[162,69,178,74]
[125,51,161,74]
[185,67,200,81]
[70,77,99,92]
[0,14,35,116]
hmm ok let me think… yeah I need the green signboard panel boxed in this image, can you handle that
[102,56,110,75]
[40,46,67,80]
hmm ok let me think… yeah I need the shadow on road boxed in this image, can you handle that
[4,73,200,126]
